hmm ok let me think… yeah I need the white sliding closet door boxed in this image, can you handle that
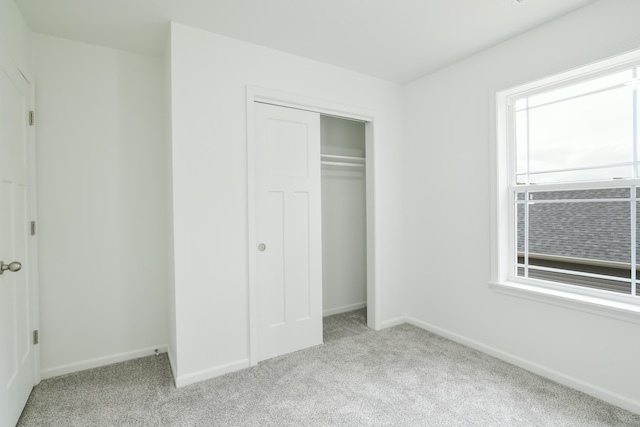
[254,103,323,362]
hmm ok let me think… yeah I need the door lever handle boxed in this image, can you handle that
[0,261,22,274]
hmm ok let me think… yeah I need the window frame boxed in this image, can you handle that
[491,49,640,324]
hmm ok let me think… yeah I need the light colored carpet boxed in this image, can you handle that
[18,309,640,426]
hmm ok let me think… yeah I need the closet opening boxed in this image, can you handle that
[320,116,369,342]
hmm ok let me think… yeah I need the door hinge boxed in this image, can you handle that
[30,221,36,236]
[28,111,34,126]
[33,330,39,345]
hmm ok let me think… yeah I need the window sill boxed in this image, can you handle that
[489,280,640,324]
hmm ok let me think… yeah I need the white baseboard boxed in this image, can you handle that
[404,316,640,415]
[41,345,168,380]
[379,316,408,329]
[174,358,250,388]
[323,302,366,317]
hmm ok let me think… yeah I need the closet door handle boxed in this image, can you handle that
[0,261,22,274]
[258,243,266,252]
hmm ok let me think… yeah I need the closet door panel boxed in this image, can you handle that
[291,192,311,321]
[255,103,322,362]
[265,119,309,177]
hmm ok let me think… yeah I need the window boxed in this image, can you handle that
[493,49,640,321]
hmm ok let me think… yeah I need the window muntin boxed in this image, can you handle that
[509,62,640,299]
[523,69,633,109]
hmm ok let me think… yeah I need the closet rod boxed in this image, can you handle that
[321,161,365,168]
[321,154,365,163]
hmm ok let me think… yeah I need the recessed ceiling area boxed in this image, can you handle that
[15,0,597,83]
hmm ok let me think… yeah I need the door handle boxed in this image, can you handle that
[0,261,22,274]
[258,243,266,252]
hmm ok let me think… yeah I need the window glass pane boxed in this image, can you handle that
[528,201,630,265]
[528,166,632,184]
[515,111,528,174]
[515,98,527,111]
[528,70,633,108]
[528,87,634,179]
[517,202,524,256]
[530,188,629,200]
[507,60,640,298]
[637,201,640,296]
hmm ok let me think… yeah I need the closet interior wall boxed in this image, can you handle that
[320,116,367,316]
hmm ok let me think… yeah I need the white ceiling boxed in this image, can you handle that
[15,0,597,83]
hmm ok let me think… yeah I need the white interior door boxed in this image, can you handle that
[255,102,323,362]
[0,54,36,427]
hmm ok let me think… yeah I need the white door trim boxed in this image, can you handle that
[246,86,380,366]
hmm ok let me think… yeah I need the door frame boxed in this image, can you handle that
[246,86,379,366]
[0,44,40,410]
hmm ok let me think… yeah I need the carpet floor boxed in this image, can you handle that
[17,309,640,426]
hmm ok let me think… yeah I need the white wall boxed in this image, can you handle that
[321,116,367,316]
[34,34,169,377]
[403,0,640,413]
[0,0,31,77]
[169,23,405,385]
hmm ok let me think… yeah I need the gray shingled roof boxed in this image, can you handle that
[516,188,637,264]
